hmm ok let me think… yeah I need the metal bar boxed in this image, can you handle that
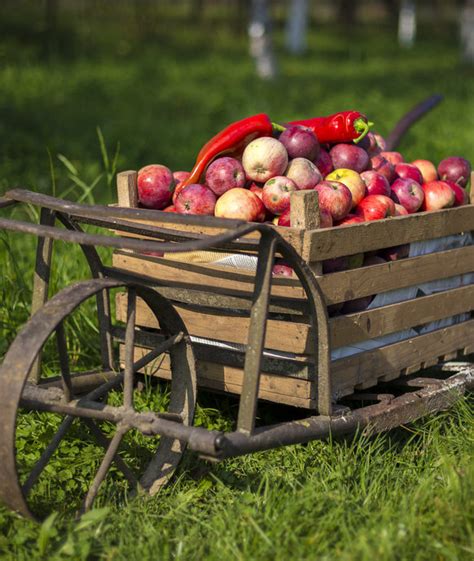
[75,215,260,252]
[82,419,138,488]
[29,208,55,383]
[0,215,259,255]
[82,427,127,512]
[55,322,73,402]
[22,416,74,495]
[4,188,245,230]
[237,232,277,434]
[123,288,136,409]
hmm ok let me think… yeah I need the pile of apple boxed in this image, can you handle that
[137,126,471,230]
[136,126,471,312]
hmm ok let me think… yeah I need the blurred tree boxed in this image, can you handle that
[338,0,357,26]
[249,0,277,79]
[44,0,59,56]
[461,0,474,63]
[286,0,309,54]
[398,0,417,48]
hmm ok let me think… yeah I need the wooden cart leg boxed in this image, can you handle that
[29,208,55,384]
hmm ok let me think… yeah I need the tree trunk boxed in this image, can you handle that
[398,0,417,48]
[461,0,474,63]
[286,0,309,55]
[249,0,277,79]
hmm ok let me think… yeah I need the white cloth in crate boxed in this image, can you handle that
[209,232,473,360]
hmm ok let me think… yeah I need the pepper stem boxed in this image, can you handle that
[271,122,286,133]
[353,118,374,143]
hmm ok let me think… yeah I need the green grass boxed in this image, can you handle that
[0,6,473,560]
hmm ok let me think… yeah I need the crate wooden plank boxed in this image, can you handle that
[112,251,306,300]
[117,284,474,354]
[318,245,474,305]
[330,284,474,347]
[307,205,474,261]
[116,292,312,354]
[330,319,474,397]
[113,244,474,306]
[120,344,312,407]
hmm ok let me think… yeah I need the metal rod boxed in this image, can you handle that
[82,427,127,512]
[22,416,75,495]
[123,288,136,409]
[56,322,73,402]
[82,419,138,488]
[237,232,277,434]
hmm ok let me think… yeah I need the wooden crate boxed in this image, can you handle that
[110,170,474,408]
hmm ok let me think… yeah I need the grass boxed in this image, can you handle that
[0,5,473,560]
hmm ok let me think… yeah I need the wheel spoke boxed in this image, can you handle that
[56,322,73,402]
[22,416,74,496]
[123,288,136,409]
[82,426,127,513]
[83,419,138,488]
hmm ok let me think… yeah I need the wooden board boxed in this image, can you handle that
[120,344,313,408]
[122,319,474,407]
[112,243,474,305]
[116,285,474,353]
[306,205,474,261]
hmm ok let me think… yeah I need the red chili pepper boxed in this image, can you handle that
[289,111,373,144]
[179,114,284,189]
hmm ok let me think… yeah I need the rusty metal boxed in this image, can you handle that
[0,276,197,519]
[0,184,472,521]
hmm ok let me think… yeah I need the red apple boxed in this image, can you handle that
[137,164,175,209]
[390,178,424,214]
[335,214,365,226]
[214,188,264,221]
[163,205,176,212]
[394,203,409,216]
[326,169,366,208]
[421,181,455,211]
[205,157,246,196]
[394,163,423,184]
[355,194,396,221]
[314,148,333,177]
[285,158,322,189]
[319,208,333,228]
[437,157,471,187]
[173,171,191,185]
[175,184,216,215]
[272,262,294,277]
[313,180,352,221]
[242,137,288,182]
[444,180,468,207]
[278,125,320,161]
[262,176,297,215]
[411,159,438,183]
[370,155,397,184]
[330,143,370,173]
[275,208,291,227]
[360,170,391,197]
[381,151,404,166]
[380,244,410,261]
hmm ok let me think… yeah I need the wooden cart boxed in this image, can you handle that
[0,97,472,520]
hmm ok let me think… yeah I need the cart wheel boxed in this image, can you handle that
[0,278,197,520]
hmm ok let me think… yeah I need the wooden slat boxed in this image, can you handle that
[307,205,474,261]
[330,319,474,397]
[116,171,138,208]
[330,284,474,347]
[112,251,306,299]
[113,243,474,305]
[319,245,474,305]
[116,293,312,354]
[117,283,474,354]
[120,345,312,408]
